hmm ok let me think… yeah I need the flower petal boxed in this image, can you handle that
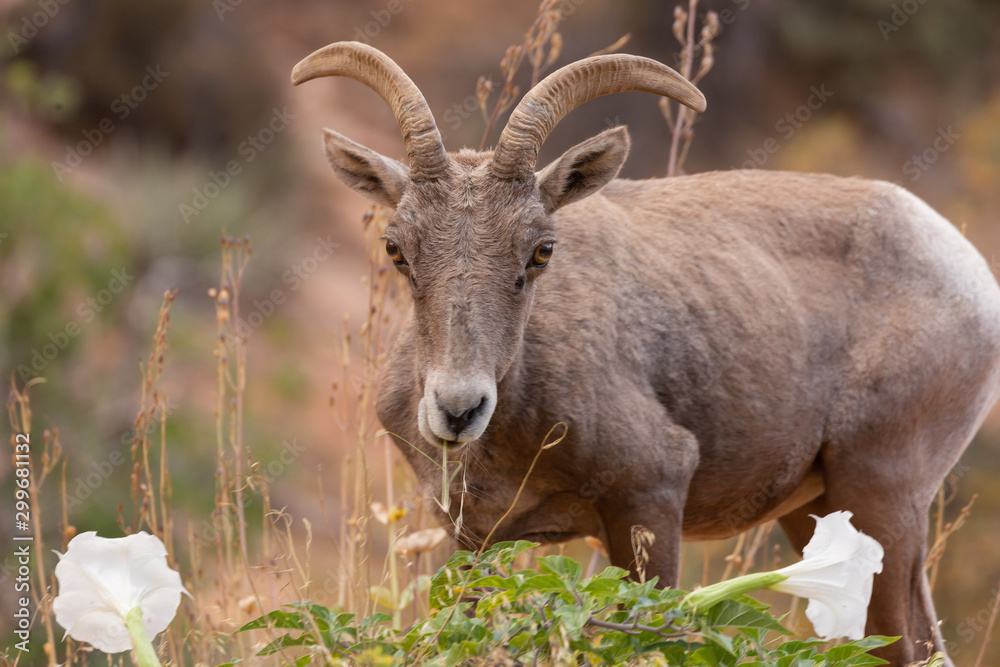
[140,587,186,638]
[53,532,131,617]
[773,570,870,639]
[53,550,129,622]
[393,528,447,555]
[59,608,133,653]
[805,592,866,640]
[124,533,189,636]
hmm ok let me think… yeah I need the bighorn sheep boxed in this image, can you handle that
[292,41,1000,665]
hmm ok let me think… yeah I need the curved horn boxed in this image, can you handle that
[292,41,448,182]
[491,54,706,181]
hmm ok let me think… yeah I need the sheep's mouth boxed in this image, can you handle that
[431,437,469,450]
[516,530,583,545]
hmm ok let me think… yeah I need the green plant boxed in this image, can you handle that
[231,541,896,666]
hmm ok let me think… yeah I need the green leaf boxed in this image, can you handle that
[776,656,820,667]
[514,572,572,596]
[688,643,731,666]
[256,632,312,655]
[592,565,630,580]
[466,573,518,591]
[704,598,789,635]
[766,643,823,667]
[398,574,434,611]
[822,635,896,665]
[370,584,396,610]
[825,656,888,667]
[553,604,589,637]
[629,586,687,614]
[578,578,625,597]
[237,608,307,632]
[537,554,582,583]
[698,626,735,656]
[429,562,472,610]
[286,601,345,631]
[481,540,538,570]
[921,653,948,667]
[776,638,826,652]
[843,635,898,651]
[616,577,659,603]
[358,612,394,632]
[657,644,694,665]
[580,570,628,598]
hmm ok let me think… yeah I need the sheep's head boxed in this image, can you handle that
[292,42,705,447]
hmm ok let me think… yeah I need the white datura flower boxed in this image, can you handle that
[686,511,884,642]
[771,511,884,640]
[53,531,189,654]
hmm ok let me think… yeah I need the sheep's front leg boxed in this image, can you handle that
[601,495,685,586]
[596,400,699,587]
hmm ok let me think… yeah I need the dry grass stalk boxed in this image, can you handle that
[206,237,253,658]
[663,0,719,176]
[588,33,632,58]
[131,289,183,663]
[127,288,176,543]
[926,486,976,590]
[973,577,1000,667]
[478,0,565,150]
[631,526,656,585]
[186,235,312,665]
[325,202,408,623]
[737,521,774,577]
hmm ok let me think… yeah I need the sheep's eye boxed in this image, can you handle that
[531,242,553,268]
[385,240,406,265]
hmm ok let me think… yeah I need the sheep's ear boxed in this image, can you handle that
[322,129,410,208]
[536,126,631,214]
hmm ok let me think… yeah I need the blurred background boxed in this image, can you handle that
[1,0,999,663]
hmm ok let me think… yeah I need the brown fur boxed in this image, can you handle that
[308,59,1000,667]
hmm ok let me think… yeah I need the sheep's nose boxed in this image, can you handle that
[443,395,487,437]
[419,370,498,445]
